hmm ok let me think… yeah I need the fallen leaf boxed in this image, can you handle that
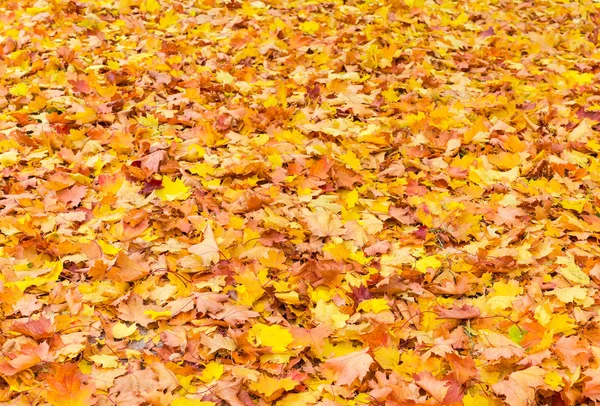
[321,349,374,386]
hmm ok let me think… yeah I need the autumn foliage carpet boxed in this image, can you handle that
[2,0,600,405]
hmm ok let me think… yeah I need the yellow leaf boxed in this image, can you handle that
[89,354,119,369]
[67,108,97,124]
[556,256,590,286]
[340,151,361,171]
[112,322,137,339]
[267,153,283,167]
[564,70,594,86]
[492,280,522,297]
[142,0,160,13]
[97,239,120,256]
[404,0,425,6]
[299,21,319,35]
[138,114,159,128]
[200,361,224,383]
[346,189,359,208]
[374,346,400,370]
[561,199,586,213]
[415,256,441,273]
[357,298,390,313]
[248,375,297,398]
[249,323,293,353]
[96,85,117,98]
[382,88,400,102]
[534,301,552,326]
[6,260,63,292]
[0,150,19,167]
[550,286,588,304]
[155,177,191,201]
[9,83,28,96]
[159,10,178,28]
[488,152,521,170]
[188,162,213,177]
[264,95,278,108]
[463,393,493,406]
[313,300,349,329]
[544,371,563,390]
[216,71,235,85]
[143,309,172,320]
[547,314,576,335]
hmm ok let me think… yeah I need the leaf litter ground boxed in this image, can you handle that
[1,0,600,405]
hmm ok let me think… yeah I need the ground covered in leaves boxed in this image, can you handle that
[2,0,600,405]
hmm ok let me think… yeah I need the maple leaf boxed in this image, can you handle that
[0,341,50,376]
[107,251,149,282]
[351,284,372,302]
[446,353,478,385]
[215,304,259,325]
[43,363,96,406]
[302,208,346,238]
[133,150,167,175]
[11,315,55,339]
[321,348,374,386]
[414,372,459,404]
[489,206,527,227]
[553,335,590,373]
[57,185,87,207]
[155,176,191,201]
[188,223,220,265]
[248,323,293,353]
[434,304,480,319]
[213,379,246,406]
[492,367,545,406]
[117,294,159,327]
[583,369,600,401]
[248,374,298,401]
[290,324,332,352]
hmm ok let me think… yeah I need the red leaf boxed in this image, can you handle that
[11,315,54,339]
[351,284,372,302]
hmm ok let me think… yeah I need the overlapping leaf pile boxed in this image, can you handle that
[1,0,600,404]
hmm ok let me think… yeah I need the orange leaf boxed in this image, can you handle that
[11,315,54,339]
[44,363,95,406]
[321,348,374,386]
[107,252,149,282]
